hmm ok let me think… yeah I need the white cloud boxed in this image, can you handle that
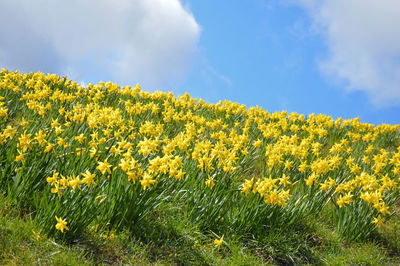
[293,0,400,107]
[0,0,200,88]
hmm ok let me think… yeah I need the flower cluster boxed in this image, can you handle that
[0,68,399,241]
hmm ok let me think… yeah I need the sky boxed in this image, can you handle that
[1,0,400,125]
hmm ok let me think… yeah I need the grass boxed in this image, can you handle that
[1,70,400,265]
[0,193,90,265]
[1,191,400,265]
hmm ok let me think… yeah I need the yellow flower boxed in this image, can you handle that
[175,169,186,181]
[320,177,335,191]
[51,183,64,197]
[75,134,86,144]
[205,176,215,188]
[46,171,59,185]
[298,161,308,173]
[18,131,32,152]
[0,106,8,119]
[51,119,60,128]
[336,193,353,208]
[140,172,157,190]
[68,174,83,191]
[57,137,66,147]
[305,173,317,187]
[279,174,291,186]
[253,139,262,148]
[34,130,47,147]
[241,178,254,195]
[32,230,41,240]
[44,143,54,153]
[55,216,69,233]
[90,131,98,140]
[284,160,293,170]
[377,203,391,215]
[76,148,85,156]
[95,194,107,205]
[90,147,97,158]
[3,125,17,139]
[214,234,224,247]
[97,158,112,175]
[19,117,28,127]
[15,149,26,163]
[82,170,96,187]
[372,215,385,227]
[365,144,374,154]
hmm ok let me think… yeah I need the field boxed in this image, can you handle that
[1,68,400,265]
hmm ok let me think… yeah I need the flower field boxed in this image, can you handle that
[1,68,399,248]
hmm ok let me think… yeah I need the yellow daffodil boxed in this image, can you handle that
[82,170,96,187]
[55,216,69,233]
[214,235,224,247]
[97,158,112,175]
[140,172,157,190]
[205,176,215,188]
[372,215,385,227]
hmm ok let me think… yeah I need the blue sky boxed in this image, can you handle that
[177,0,400,125]
[1,0,400,125]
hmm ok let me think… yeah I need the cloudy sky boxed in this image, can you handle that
[1,0,400,124]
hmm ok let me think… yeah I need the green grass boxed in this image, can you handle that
[0,193,90,265]
[1,191,400,265]
[1,70,400,265]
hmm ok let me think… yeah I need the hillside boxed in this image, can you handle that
[1,68,400,265]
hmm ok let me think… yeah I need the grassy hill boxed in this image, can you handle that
[1,68,400,265]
